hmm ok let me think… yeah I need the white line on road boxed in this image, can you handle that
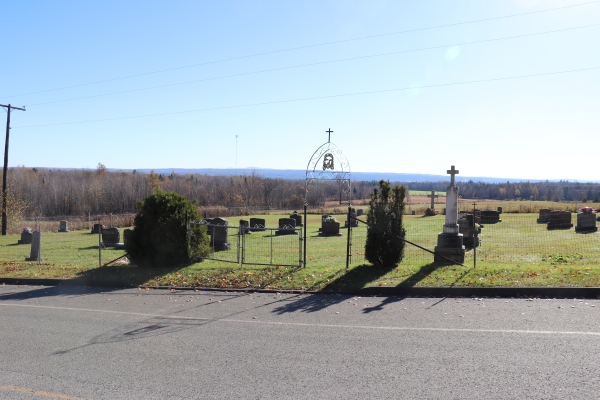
[2,302,599,337]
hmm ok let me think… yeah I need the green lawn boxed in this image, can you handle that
[2,213,600,290]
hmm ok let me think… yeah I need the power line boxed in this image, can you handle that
[13,66,599,129]
[3,0,598,99]
[26,23,600,107]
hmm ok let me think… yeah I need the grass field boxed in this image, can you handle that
[2,211,600,290]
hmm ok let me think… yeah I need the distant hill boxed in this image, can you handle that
[120,167,558,184]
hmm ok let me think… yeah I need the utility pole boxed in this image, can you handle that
[2,104,26,235]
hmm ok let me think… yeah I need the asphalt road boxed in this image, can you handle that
[0,284,599,399]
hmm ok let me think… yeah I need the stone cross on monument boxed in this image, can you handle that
[447,165,458,185]
[427,190,438,209]
[433,165,465,264]
[444,165,460,234]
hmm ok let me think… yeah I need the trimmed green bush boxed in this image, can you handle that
[126,190,209,267]
[364,180,406,267]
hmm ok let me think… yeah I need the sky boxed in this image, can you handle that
[2,0,599,181]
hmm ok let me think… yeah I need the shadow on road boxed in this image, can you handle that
[0,285,122,301]
[272,260,460,315]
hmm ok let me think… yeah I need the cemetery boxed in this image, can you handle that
[2,134,600,290]
[3,206,600,290]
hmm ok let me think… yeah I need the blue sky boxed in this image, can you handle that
[2,0,599,180]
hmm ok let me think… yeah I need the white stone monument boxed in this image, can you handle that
[434,166,465,264]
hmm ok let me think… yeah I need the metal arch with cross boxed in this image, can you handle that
[447,165,459,186]
[304,128,351,268]
[427,190,439,209]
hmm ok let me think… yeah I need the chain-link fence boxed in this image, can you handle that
[349,212,599,268]
[193,220,302,267]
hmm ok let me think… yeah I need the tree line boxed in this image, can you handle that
[4,166,600,219]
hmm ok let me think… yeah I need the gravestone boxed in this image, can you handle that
[102,227,120,244]
[123,229,133,245]
[575,212,597,233]
[319,215,341,236]
[357,209,363,216]
[434,166,465,264]
[91,223,103,234]
[318,215,329,233]
[458,214,481,248]
[249,218,266,232]
[18,227,33,245]
[25,231,41,262]
[547,211,573,230]
[239,219,251,234]
[58,220,69,232]
[497,206,503,214]
[289,211,303,227]
[427,190,439,210]
[537,209,552,223]
[210,217,231,250]
[458,210,481,224]
[275,218,297,236]
[344,208,358,228]
[480,210,501,224]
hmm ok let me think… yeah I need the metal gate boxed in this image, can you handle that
[192,220,302,267]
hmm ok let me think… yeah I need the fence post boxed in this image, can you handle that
[473,201,477,269]
[238,224,241,266]
[98,225,102,268]
[298,226,302,268]
[270,227,273,264]
[346,205,351,269]
[303,204,307,268]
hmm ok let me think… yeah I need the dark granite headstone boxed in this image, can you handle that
[575,212,597,233]
[123,229,133,245]
[210,217,231,250]
[59,220,69,232]
[25,231,41,262]
[249,218,266,232]
[344,208,358,228]
[91,223,103,234]
[239,219,251,234]
[458,214,481,247]
[459,210,481,224]
[480,210,501,224]
[289,211,303,227]
[18,228,33,245]
[102,227,120,244]
[547,211,573,230]
[320,215,341,236]
[537,209,552,223]
[275,218,297,236]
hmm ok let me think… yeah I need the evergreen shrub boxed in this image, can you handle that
[126,190,209,267]
[364,180,406,267]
